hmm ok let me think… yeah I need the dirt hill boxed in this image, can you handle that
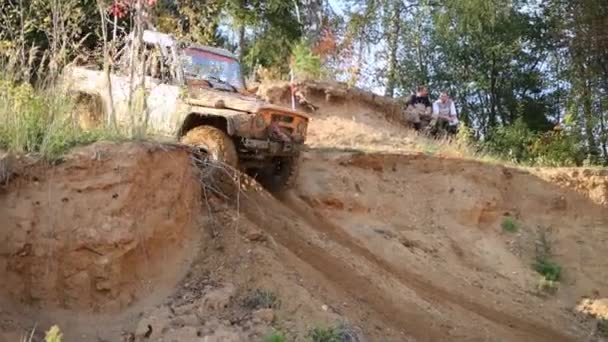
[1,82,607,341]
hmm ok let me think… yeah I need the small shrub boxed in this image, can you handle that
[309,323,363,342]
[533,258,562,282]
[501,217,518,233]
[533,227,562,282]
[264,331,286,342]
[310,326,341,342]
[244,289,281,310]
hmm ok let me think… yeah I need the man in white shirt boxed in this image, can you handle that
[432,91,459,134]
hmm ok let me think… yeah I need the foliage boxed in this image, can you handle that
[455,122,475,148]
[291,40,323,81]
[533,258,562,282]
[0,0,606,166]
[0,79,123,160]
[483,118,537,163]
[531,129,584,166]
[501,217,518,233]
[310,326,341,342]
[44,325,63,342]
[0,0,100,80]
[244,289,281,310]
[533,227,562,282]
[309,323,362,342]
[340,0,608,166]
[263,331,286,342]
[482,118,584,166]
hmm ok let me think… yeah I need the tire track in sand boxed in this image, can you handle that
[241,191,447,341]
[278,192,576,342]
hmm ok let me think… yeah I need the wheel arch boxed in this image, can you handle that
[71,91,106,129]
[178,113,234,138]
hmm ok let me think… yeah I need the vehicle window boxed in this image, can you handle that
[181,48,244,90]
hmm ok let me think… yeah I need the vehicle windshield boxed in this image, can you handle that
[182,47,244,90]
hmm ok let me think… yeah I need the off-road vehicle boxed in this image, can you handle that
[65,31,308,191]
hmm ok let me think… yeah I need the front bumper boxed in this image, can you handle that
[242,138,301,155]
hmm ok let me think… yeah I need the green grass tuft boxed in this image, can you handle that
[263,331,286,342]
[309,323,362,342]
[244,289,281,310]
[310,326,341,342]
[533,258,562,282]
[501,217,518,233]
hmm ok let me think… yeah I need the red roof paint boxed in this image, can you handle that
[185,48,236,63]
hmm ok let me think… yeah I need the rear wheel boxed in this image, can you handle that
[73,94,104,130]
[180,125,238,194]
[255,155,300,193]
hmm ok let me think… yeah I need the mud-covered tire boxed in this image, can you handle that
[73,94,104,130]
[257,155,300,193]
[180,125,239,194]
[181,125,238,167]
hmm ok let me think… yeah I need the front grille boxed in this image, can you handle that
[280,126,294,134]
[271,114,294,123]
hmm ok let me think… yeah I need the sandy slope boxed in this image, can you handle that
[0,82,606,341]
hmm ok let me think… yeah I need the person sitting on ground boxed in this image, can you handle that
[432,91,459,134]
[404,85,432,131]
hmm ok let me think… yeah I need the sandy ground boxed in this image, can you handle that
[0,82,607,341]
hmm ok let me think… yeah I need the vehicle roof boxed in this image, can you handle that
[185,45,238,61]
[139,30,237,61]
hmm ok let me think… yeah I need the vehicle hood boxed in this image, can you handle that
[186,88,309,121]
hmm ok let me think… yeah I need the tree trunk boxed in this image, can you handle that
[582,80,599,162]
[489,54,498,128]
[237,23,246,86]
[384,0,402,98]
[97,0,117,131]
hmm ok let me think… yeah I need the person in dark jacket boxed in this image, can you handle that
[404,86,432,131]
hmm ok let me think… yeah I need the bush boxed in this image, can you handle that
[0,79,121,160]
[483,118,536,163]
[531,129,584,166]
[533,258,562,282]
[482,118,585,167]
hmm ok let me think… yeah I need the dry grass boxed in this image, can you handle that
[0,78,125,161]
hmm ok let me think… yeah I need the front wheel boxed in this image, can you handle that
[180,125,239,193]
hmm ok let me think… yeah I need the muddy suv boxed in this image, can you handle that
[65,31,308,191]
